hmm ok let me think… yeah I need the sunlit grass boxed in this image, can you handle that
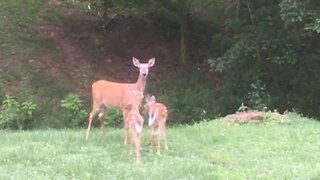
[0,113,320,179]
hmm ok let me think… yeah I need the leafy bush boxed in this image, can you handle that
[60,93,87,128]
[150,71,222,124]
[279,0,320,33]
[263,111,291,124]
[0,95,37,130]
[247,79,270,110]
[208,0,320,118]
[104,109,123,127]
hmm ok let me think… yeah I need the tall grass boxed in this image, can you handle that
[0,113,319,179]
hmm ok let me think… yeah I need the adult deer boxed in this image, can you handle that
[86,57,155,143]
[144,95,168,155]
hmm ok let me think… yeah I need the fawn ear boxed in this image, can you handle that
[148,58,155,67]
[151,95,156,102]
[132,57,140,67]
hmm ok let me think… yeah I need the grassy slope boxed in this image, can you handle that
[0,113,319,179]
[0,0,63,56]
[0,0,91,128]
[0,0,66,97]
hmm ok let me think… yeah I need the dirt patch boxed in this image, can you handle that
[225,111,291,124]
[36,1,181,89]
[38,25,89,69]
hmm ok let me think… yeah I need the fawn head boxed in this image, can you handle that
[133,57,155,78]
[144,95,156,111]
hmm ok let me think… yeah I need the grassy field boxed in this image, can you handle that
[0,113,320,179]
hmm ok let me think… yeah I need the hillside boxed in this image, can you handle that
[0,0,205,127]
[1,0,193,93]
[2,0,318,129]
[36,1,185,93]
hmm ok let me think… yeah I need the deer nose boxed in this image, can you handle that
[142,73,147,77]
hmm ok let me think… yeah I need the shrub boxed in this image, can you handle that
[150,71,221,124]
[60,93,87,128]
[104,109,123,127]
[0,95,37,130]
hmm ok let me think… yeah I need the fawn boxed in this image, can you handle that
[125,86,144,163]
[144,95,168,155]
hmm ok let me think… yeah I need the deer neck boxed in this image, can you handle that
[135,75,146,92]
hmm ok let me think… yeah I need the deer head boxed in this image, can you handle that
[133,57,155,78]
[144,95,156,110]
[144,95,157,126]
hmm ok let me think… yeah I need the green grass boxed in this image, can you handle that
[0,113,320,179]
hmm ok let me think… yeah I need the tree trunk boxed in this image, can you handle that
[179,2,189,68]
[180,20,187,66]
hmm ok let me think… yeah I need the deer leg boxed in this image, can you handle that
[163,123,168,150]
[129,128,134,155]
[86,105,100,140]
[123,110,129,145]
[86,111,95,140]
[148,125,155,152]
[156,127,162,156]
[148,125,155,145]
[98,111,106,141]
[135,134,141,164]
[156,136,161,156]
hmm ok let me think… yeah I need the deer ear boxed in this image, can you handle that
[132,57,140,67]
[148,58,155,67]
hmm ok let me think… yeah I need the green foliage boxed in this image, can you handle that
[60,0,81,7]
[86,0,151,19]
[0,95,19,129]
[279,0,320,33]
[60,93,87,127]
[237,103,248,112]
[151,72,220,124]
[247,79,270,110]
[104,109,123,127]
[208,0,320,117]
[0,95,37,130]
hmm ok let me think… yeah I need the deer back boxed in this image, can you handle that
[92,80,141,109]
[149,103,168,122]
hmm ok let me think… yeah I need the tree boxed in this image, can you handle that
[151,0,218,67]
[208,0,320,116]
[87,0,151,31]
